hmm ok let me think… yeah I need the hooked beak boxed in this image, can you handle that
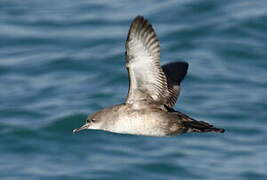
[73,123,90,134]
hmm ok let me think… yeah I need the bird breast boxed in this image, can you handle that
[105,108,169,136]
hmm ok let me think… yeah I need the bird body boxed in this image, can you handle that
[80,103,223,136]
[90,104,170,136]
[73,16,225,136]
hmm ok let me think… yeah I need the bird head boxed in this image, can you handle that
[73,111,105,133]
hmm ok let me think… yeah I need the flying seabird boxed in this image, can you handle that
[73,16,225,136]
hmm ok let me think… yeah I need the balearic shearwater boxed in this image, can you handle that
[73,16,225,136]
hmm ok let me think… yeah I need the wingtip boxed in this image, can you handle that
[128,16,144,36]
[162,61,189,85]
[130,15,145,28]
[133,15,144,21]
[127,15,152,39]
[127,15,159,52]
[217,128,225,133]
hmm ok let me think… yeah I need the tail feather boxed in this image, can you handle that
[173,111,225,134]
[183,121,225,133]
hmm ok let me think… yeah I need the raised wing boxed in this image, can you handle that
[162,62,188,107]
[125,16,168,105]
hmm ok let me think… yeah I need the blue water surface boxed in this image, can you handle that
[0,0,267,179]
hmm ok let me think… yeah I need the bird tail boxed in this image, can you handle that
[183,120,225,133]
[174,111,225,133]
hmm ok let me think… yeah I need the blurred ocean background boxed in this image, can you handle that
[0,0,267,179]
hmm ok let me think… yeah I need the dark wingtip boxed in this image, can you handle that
[133,15,144,21]
[162,61,189,85]
[215,128,225,133]
[194,127,225,133]
[204,126,225,133]
[127,16,146,41]
[182,120,225,134]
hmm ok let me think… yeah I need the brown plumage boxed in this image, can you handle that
[73,16,225,136]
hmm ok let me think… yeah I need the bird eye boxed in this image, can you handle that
[86,119,96,123]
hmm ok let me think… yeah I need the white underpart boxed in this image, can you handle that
[103,113,166,136]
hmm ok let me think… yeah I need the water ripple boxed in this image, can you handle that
[1,0,267,179]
